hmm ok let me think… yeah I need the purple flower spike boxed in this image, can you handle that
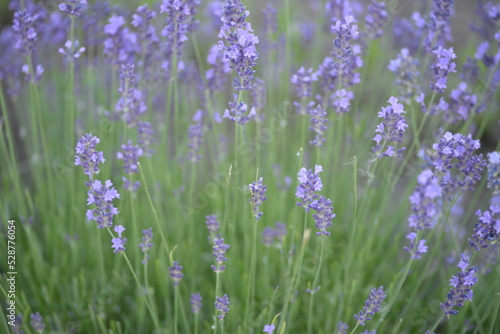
[111,225,127,253]
[440,253,478,315]
[211,237,230,273]
[408,169,442,231]
[59,40,86,62]
[372,97,408,159]
[469,206,500,251]
[190,292,202,314]
[365,0,389,39]
[311,196,335,236]
[206,214,221,243]
[223,94,257,124]
[139,227,153,265]
[215,294,230,320]
[59,0,87,17]
[117,140,143,174]
[249,177,268,220]
[296,165,324,212]
[388,48,420,104]
[86,180,120,229]
[115,64,146,128]
[430,46,457,93]
[291,67,318,114]
[188,111,205,163]
[309,105,328,147]
[75,134,105,177]
[263,323,275,333]
[487,152,500,194]
[445,82,479,125]
[261,222,287,247]
[13,10,38,56]
[30,312,45,333]
[354,286,387,326]
[403,232,428,259]
[336,321,349,334]
[206,43,231,92]
[169,261,184,286]
[137,121,155,157]
[333,89,354,114]
[426,0,454,49]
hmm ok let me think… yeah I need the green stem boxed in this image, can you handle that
[307,236,326,334]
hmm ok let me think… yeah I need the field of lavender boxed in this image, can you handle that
[1,0,500,333]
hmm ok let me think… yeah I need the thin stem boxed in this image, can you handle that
[307,236,326,334]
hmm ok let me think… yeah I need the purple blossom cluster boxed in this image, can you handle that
[115,64,146,128]
[187,110,205,163]
[74,134,105,177]
[296,165,324,212]
[249,177,267,220]
[354,286,387,326]
[487,152,500,194]
[190,292,202,314]
[211,237,230,273]
[309,105,328,147]
[291,67,318,114]
[137,121,155,157]
[223,94,257,124]
[206,214,221,243]
[430,46,457,93]
[444,82,479,124]
[12,10,38,56]
[325,0,355,27]
[103,15,137,65]
[85,180,121,229]
[372,97,408,159]
[30,312,45,333]
[432,132,486,198]
[310,196,335,236]
[206,44,231,92]
[403,232,429,259]
[169,261,184,286]
[262,3,277,51]
[261,222,287,247]
[388,48,420,104]
[214,294,230,320]
[131,4,159,68]
[111,225,127,253]
[139,228,153,265]
[58,0,87,17]
[117,140,143,191]
[407,169,442,231]
[365,0,388,39]
[58,40,86,62]
[468,206,500,251]
[218,0,259,91]
[440,253,478,315]
[333,88,354,114]
[425,0,454,49]
[251,77,267,118]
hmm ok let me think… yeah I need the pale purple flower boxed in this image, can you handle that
[336,321,349,334]
[117,140,143,174]
[311,196,335,236]
[249,177,267,220]
[86,180,120,229]
[223,94,257,124]
[291,67,318,114]
[103,15,138,65]
[372,97,408,159]
[215,294,230,320]
[131,4,159,67]
[333,88,354,114]
[261,222,287,247]
[59,40,86,62]
[354,286,387,326]
[430,46,457,93]
[137,121,155,157]
[30,312,44,333]
[190,292,202,314]
[296,165,324,212]
[325,0,355,26]
[487,152,500,194]
[206,43,231,92]
[139,227,153,265]
[188,110,205,163]
[206,214,220,243]
[169,261,184,286]
[469,206,500,251]
[444,82,479,124]
[365,0,388,39]
[21,63,44,83]
[309,105,328,147]
[251,77,267,117]
[425,0,454,49]
[408,169,442,230]
[211,237,230,272]
[440,253,478,315]
[403,232,428,259]
[111,225,127,253]
[59,0,87,17]
[262,4,277,52]
[263,323,275,333]
[388,48,420,104]
[115,64,146,128]
[13,10,38,55]
[75,134,105,177]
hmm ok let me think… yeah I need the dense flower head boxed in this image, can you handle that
[211,237,230,272]
[444,82,479,124]
[372,97,408,158]
[86,180,120,228]
[440,253,478,315]
[117,140,143,174]
[59,40,86,62]
[190,292,202,314]
[262,3,277,51]
[487,152,500,194]
[336,321,349,334]
[263,323,276,333]
[309,105,328,147]
[333,88,354,114]
[251,77,267,116]
[75,134,106,177]
[223,94,257,124]
[187,110,205,163]
[403,232,428,259]
[218,0,259,90]
[139,227,153,264]
[325,0,355,27]
[13,10,38,55]
[388,48,420,104]
[469,206,500,251]
[354,286,387,326]
[115,64,146,127]
[215,294,230,320]
[249,177,268,220]
[206,214,221,242]
[311,196,335,235]
[261,222,287,247]
[206,43,231,91]
[296,165,324,211]
[111,225,127,253]
[137,121,155,157]
[103,15,138,65]
[432,132,486,197]
[169,261,184,285]
[365,0,388,39]
[426,0,454,49]
[291,67,318,114]
[408,169,442,230]
[59,0,87,17]
[430,46,457,93]
[30,312,45,333]
[131,4,159,65]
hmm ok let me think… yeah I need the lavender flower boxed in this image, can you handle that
[58,0,87,17]
[432,132,486,197]
[261,222,287,247]
[137,121,155,157]
[296,165,324,212]
[365,0,388,39]
[160,0,200,51]
[111,225,127,253]
[263,323,275,333]
[325,0,355,26]
[444,82,479,124]
[403,232,428,259]
[75,134,105,177]
[218,0,259,90]
[440,253,478,315]
[408,169,442,230]
[309,105,328,146]
[291,67,318,114]
[190,292,202,314]
[117,140,143,174]
[169,261,184,286]
[103,15,138,65]
[372,97,408,158]
[430,46,457,93]
[469,206,500,251]
[206,214,220,243]
[30,312,44,333]
[487,152,500,194]
[249,177,267,220]
[13,10,38,55]
[311,196,335,236]
[188,111,205,163]
[86,180,120,229]
[211,237,230,272]
[262,3,277,52]
[388,48,420,104]
[214,294,230,320]
[336,321,349,334]
[333,88,354,114]
[251,77,267,118]
[131,4,159,69]
[58,40,86,62]
[139,227,153,265]
[354,286,387,326]
[223,94,257,124]
[21,63,44,83]
[206,44,231,92]
[425,0,454,49]
[115,64,146,128]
